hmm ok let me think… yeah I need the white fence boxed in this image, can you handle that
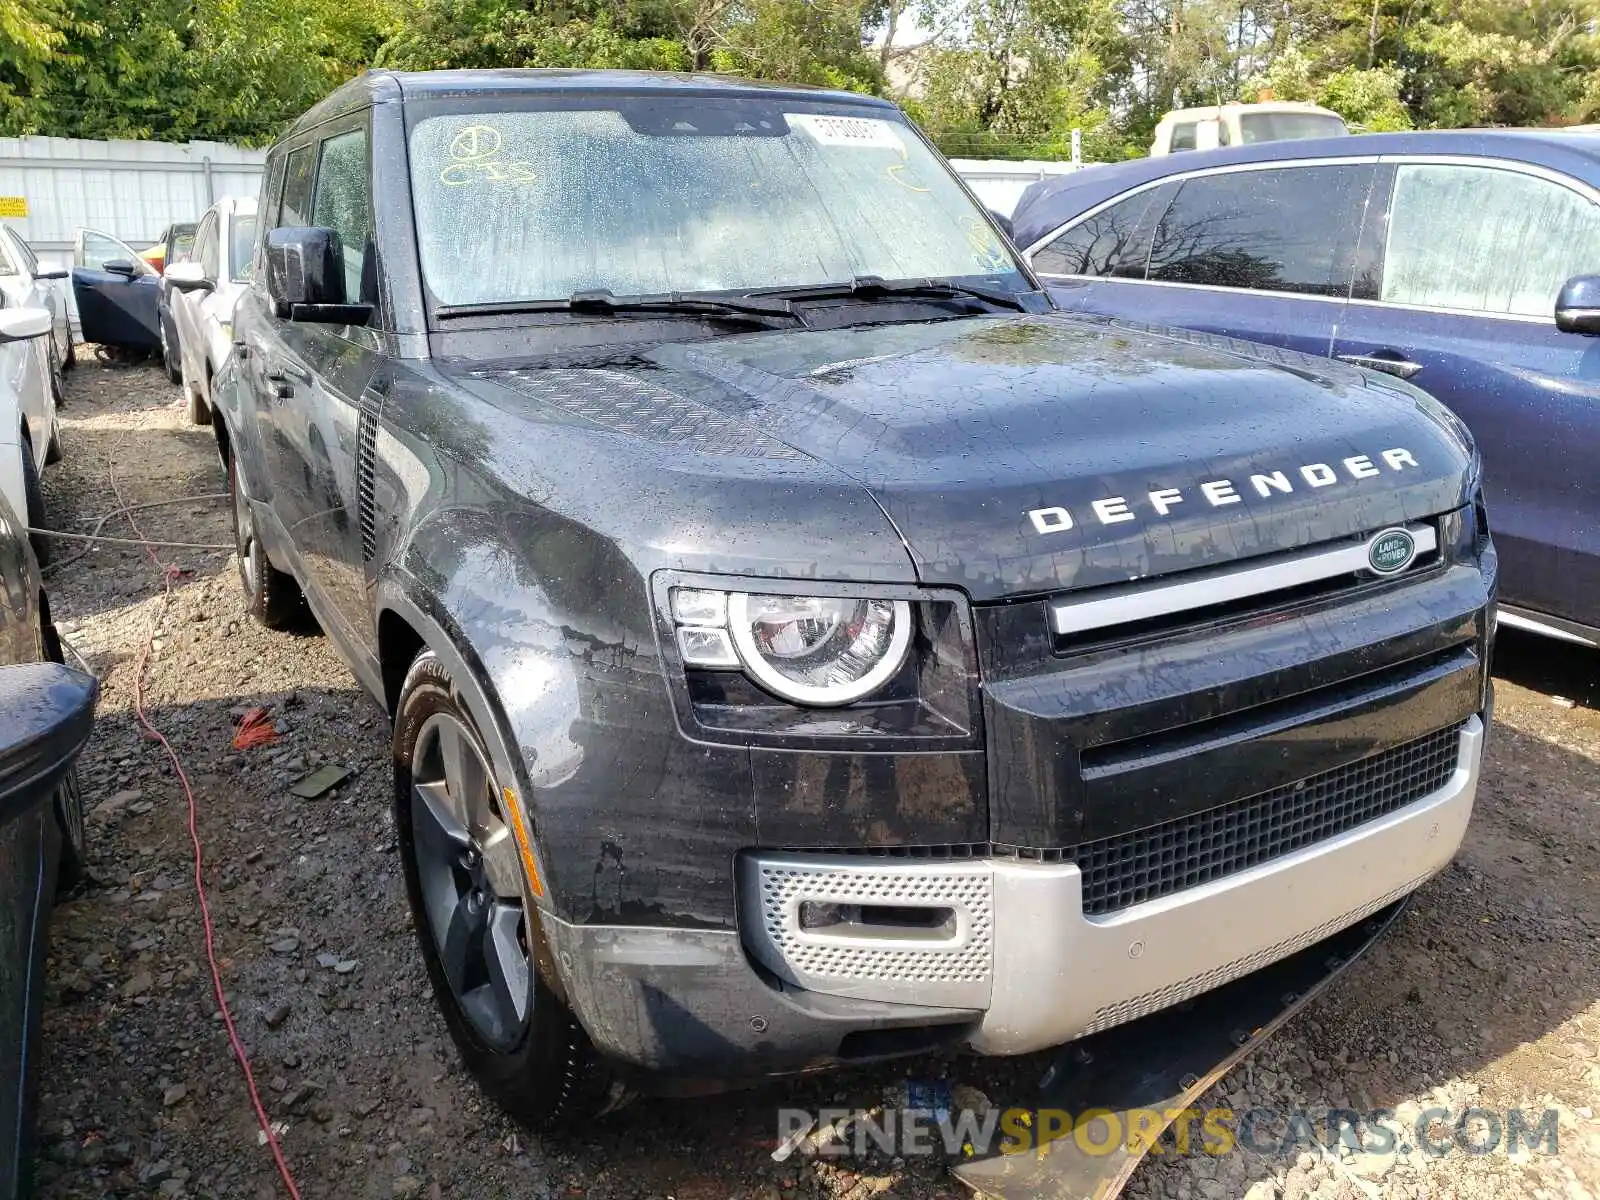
[0,135,266,266]
[950,158,1087,219]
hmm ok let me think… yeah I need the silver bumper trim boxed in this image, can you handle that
[740,717,1483,1055]
[1049,522,1437,638]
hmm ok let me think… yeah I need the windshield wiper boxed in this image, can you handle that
[436,289,799,325]
[749,275,1029,312]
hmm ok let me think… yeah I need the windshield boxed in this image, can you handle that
[229,215,257,282]
[407,98,1025,308]
[1238,112,1348,143]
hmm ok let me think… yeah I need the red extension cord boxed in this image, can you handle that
[108,454,305,1199]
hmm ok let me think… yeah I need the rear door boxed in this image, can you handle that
[1027,160,1375,358]
[1332,158,1600,630]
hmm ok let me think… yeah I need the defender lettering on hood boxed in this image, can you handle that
[1027,448,1421,535]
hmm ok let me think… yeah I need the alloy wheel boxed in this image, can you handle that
[409,711,531,1051]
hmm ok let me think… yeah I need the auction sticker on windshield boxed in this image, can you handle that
[787,113,907,151]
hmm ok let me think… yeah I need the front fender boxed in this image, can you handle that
[378,506,757,933]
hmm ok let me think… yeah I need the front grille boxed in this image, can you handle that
[1063,723,1464,915]
[810,723,1464,915]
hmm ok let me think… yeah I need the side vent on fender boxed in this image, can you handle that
[356,385,387,562]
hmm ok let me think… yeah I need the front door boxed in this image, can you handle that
[259,120,381,657]
[71,228,160,350]
[173,211,217,389]
[1331,159,1600,630]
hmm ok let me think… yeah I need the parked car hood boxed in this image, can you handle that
[646,314,1473,599]
[452,314,1473,601]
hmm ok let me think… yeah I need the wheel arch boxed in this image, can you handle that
[376,575,577,1002]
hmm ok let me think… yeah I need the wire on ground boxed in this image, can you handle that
[40,492,231,575]
[99,463,304,1198]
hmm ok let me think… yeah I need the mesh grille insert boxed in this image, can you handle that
[1062,724,1464,916]
[781,724,1465,917]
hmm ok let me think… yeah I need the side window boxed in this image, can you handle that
[7,230,37,274]
[1380,164,1600,317]
[195,214,220,281]
[252,156,286,277]
[1147,165,1369,296]
[0,234,18,277]
[1169,123,1197,153]
[279,145,316,229]
[80,230,153,274]
[229,215,258,282]
[1030,184,1174,279]
[170,225,196,265]
[310,126,375,306]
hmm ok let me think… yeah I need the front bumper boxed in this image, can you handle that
[545,715,1482,1077]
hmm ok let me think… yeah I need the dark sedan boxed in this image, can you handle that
[0,494,94,1198]
[1012,129,1600,648]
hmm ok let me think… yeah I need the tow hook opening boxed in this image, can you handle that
[799,901,959,941]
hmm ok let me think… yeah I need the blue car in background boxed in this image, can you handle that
[1012,130,1600,647]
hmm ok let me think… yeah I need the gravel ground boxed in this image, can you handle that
[28,357,1600,1200]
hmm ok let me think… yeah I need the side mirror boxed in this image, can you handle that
[35,267,67,281]
[265,226,371,325]
[165,260,213,293]
[0,662,97,830]
[103,259,138,277]
[0,307,54,341]
[988,209,1016,242]
[1555,274,1600,335]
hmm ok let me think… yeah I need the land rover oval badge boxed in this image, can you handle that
[1368,527,1416,575]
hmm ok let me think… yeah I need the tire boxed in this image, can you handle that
[44,417,62,465]
[54,766,87,892]
[228,451,301,629]
[394,649,611,1129]
[48,339,66,411]
[21,438,49,566]
[62,334,76,372]
[161,317,182,385]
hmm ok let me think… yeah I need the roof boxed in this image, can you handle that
[1011,128,1600,248]
[282,68,896,140]
[1159,101,1339,121]
[211,194,257,216]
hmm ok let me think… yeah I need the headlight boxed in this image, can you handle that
[673,588,913,706]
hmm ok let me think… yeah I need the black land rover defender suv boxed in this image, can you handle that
[215,70,1494,1134]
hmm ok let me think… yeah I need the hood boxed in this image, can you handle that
[642,315,1474,600]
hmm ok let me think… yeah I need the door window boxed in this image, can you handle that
[1147,164,1369,296]
[1380,163,1600,317]
[1169,123,1197,152]
[193,213,219,281]
[228,215,258,282]
[77,230,154,275]
[310,127,374,305]
[279,145,316,229]
[1030,184,1174,279]
[4,229,36,275]
[168,225,196,265]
